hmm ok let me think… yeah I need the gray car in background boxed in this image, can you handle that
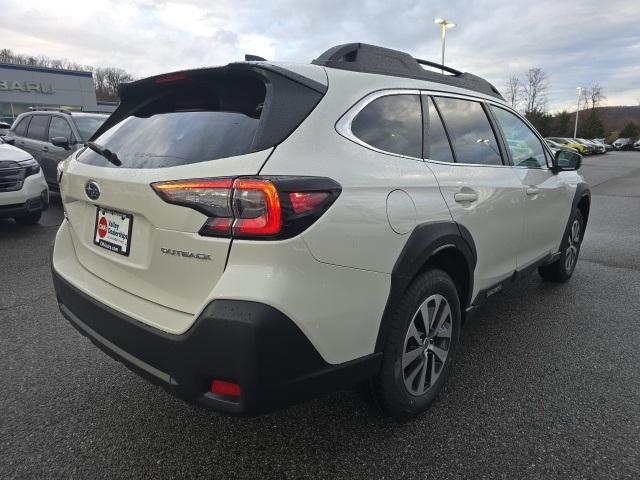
[4,109,107,190]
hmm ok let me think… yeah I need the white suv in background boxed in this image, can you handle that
[52,43,590,419]
[0,137,48,225]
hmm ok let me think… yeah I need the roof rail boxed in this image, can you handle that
[312,43,504,100]
[28,106,72,115]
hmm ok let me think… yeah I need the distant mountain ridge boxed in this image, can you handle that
[573,105,640,134]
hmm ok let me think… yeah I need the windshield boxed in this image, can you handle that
[74,116,107,141]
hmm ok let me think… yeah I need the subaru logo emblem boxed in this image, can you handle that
[85,180,101,200]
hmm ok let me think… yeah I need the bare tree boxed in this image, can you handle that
[505,75,523,109]
[584,84,606,110]
[522,68,549,114]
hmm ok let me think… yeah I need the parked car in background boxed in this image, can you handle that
[592,138,613,152]
[546,137,590,155]
[577,138,605,154]
[612,138,634,150]
[4,109,107,190]
[545,139,579,154]
[569,139,596,155]
[0,121,10,137]
[634,139,640,151]
[0,136,49,225]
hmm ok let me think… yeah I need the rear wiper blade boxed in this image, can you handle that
[86,141,122,167]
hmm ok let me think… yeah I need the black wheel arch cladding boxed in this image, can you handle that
[375,221,476,352]
[561,182,591,251]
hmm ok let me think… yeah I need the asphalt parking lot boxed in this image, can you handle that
[1,152,640,479]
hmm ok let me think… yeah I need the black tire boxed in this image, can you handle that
[538,209,584,282]
[372,269,461,420]
[14,211,42,225]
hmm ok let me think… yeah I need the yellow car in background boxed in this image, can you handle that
[546,137,590,155]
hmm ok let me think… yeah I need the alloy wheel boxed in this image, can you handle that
[402,294,452,396]
[565,219,581,272]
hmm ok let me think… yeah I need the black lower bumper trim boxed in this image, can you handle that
[0,191,48,218]
[52,269,381,416]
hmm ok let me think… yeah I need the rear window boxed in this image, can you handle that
[78,77,266,169]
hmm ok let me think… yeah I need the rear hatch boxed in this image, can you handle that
[60,64,326,316]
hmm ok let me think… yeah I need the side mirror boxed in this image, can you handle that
[51,136,71,150]
[552,150,581,172]
[0,121,10,129]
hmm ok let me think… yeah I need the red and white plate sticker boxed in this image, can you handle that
[93,208,133,256]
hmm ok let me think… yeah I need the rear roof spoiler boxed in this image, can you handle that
[89,63,327,149]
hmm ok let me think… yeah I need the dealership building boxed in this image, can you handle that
[0,63,116,124]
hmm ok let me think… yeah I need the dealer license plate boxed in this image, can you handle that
[93,207,133,256]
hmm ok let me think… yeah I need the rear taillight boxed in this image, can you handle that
[151,176,340,240]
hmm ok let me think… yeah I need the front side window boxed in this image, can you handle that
[49,117,74,142]
[26,115,50,141]
[351,94,422,158]
[433,97,503,166]
[490,106,547,168]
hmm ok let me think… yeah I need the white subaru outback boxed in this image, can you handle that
[52,44,590,419]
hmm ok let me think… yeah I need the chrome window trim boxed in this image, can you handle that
[336,88,553,170]
[335,89,423,162]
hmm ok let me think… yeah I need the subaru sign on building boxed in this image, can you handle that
[0,63,103,123]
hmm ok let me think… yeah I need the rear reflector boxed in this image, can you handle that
[211,380,241,398]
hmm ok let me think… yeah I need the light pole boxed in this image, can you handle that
[434,18,456,71]
[574,86,583,138]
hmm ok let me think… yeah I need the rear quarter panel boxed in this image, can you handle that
[261,69,453,274]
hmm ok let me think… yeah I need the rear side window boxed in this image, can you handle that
[425,97,454,163]
[14,116,31,136]
[26,115,50,141]
[433,97,503,166]
[49,117,74,142]
[351,94,422,158]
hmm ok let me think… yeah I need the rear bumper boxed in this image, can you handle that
[0,190,49,218]
[52,269,381,416]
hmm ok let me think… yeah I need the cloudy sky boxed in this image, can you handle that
[1,0,639,110]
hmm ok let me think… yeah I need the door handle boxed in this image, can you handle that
[454,191,478,203]
[43,146,49,152]
[525,186,540,196]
